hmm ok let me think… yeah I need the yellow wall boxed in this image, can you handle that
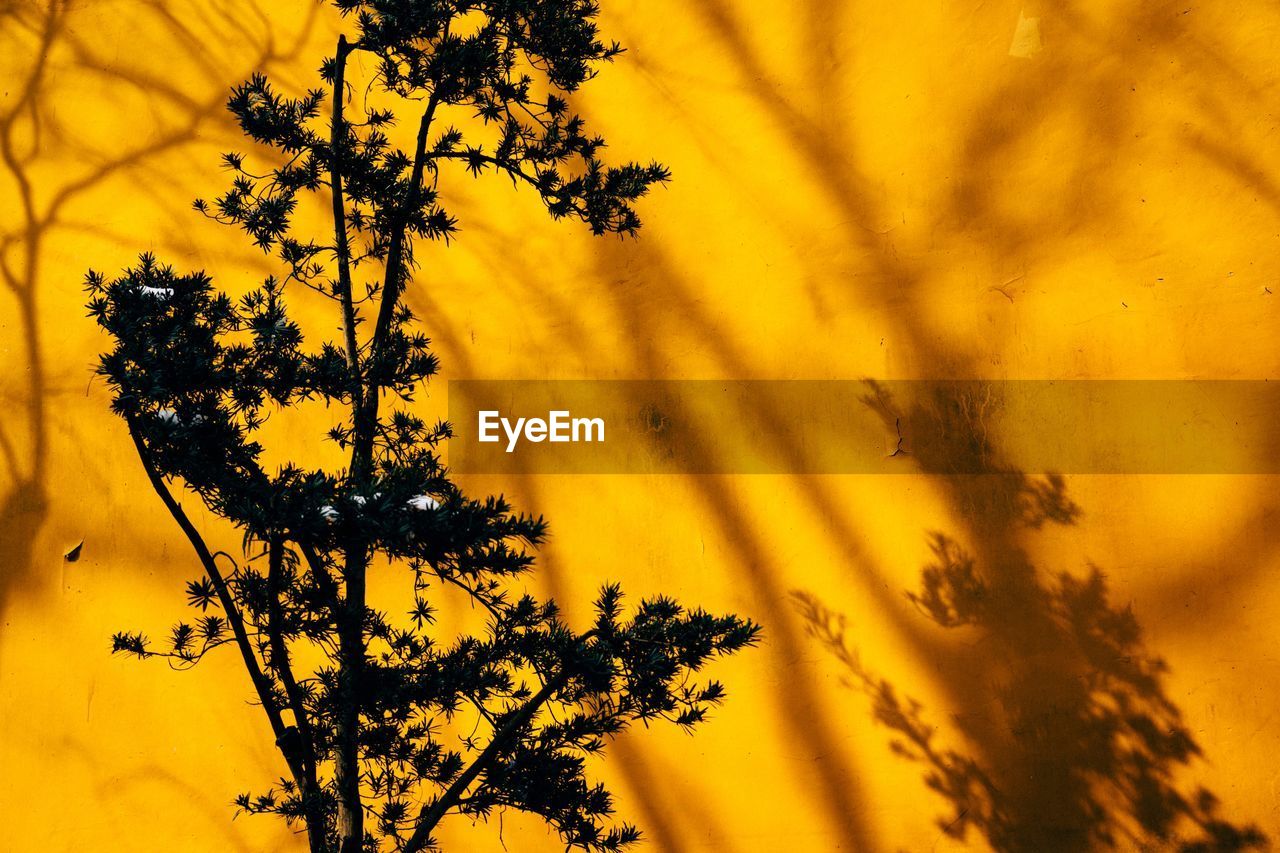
[3,0,1280,850]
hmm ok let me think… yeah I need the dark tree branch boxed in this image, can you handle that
[334,86,443,853]
[123,413,305,789]
[328,36,371,853]
[298,540,341,600]
[426,150,541,190]
[403,663,572,853]
[328,34,363,397]
[359,88,441,470]
[267,536,326,852]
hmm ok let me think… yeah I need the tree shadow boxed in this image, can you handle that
[793,381,1267,852]
[0,0,320,633]
[623,2,1280,844]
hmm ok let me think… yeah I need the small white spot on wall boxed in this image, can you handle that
[1009,9,1043,58]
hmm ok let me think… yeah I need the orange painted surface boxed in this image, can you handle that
[2,1,1280,850]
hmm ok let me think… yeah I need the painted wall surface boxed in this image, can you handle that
[2,1,1279,850]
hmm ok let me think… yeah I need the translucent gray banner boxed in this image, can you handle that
[445,380,1280,474]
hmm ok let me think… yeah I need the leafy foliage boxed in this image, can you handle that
[87,3,756,852]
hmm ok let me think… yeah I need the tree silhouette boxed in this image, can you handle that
[84,3,759,852]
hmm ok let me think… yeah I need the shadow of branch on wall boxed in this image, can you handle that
[0,0,319,632]
[793,383,1266,852]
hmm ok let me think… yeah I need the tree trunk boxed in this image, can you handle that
[334,539,367,853]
